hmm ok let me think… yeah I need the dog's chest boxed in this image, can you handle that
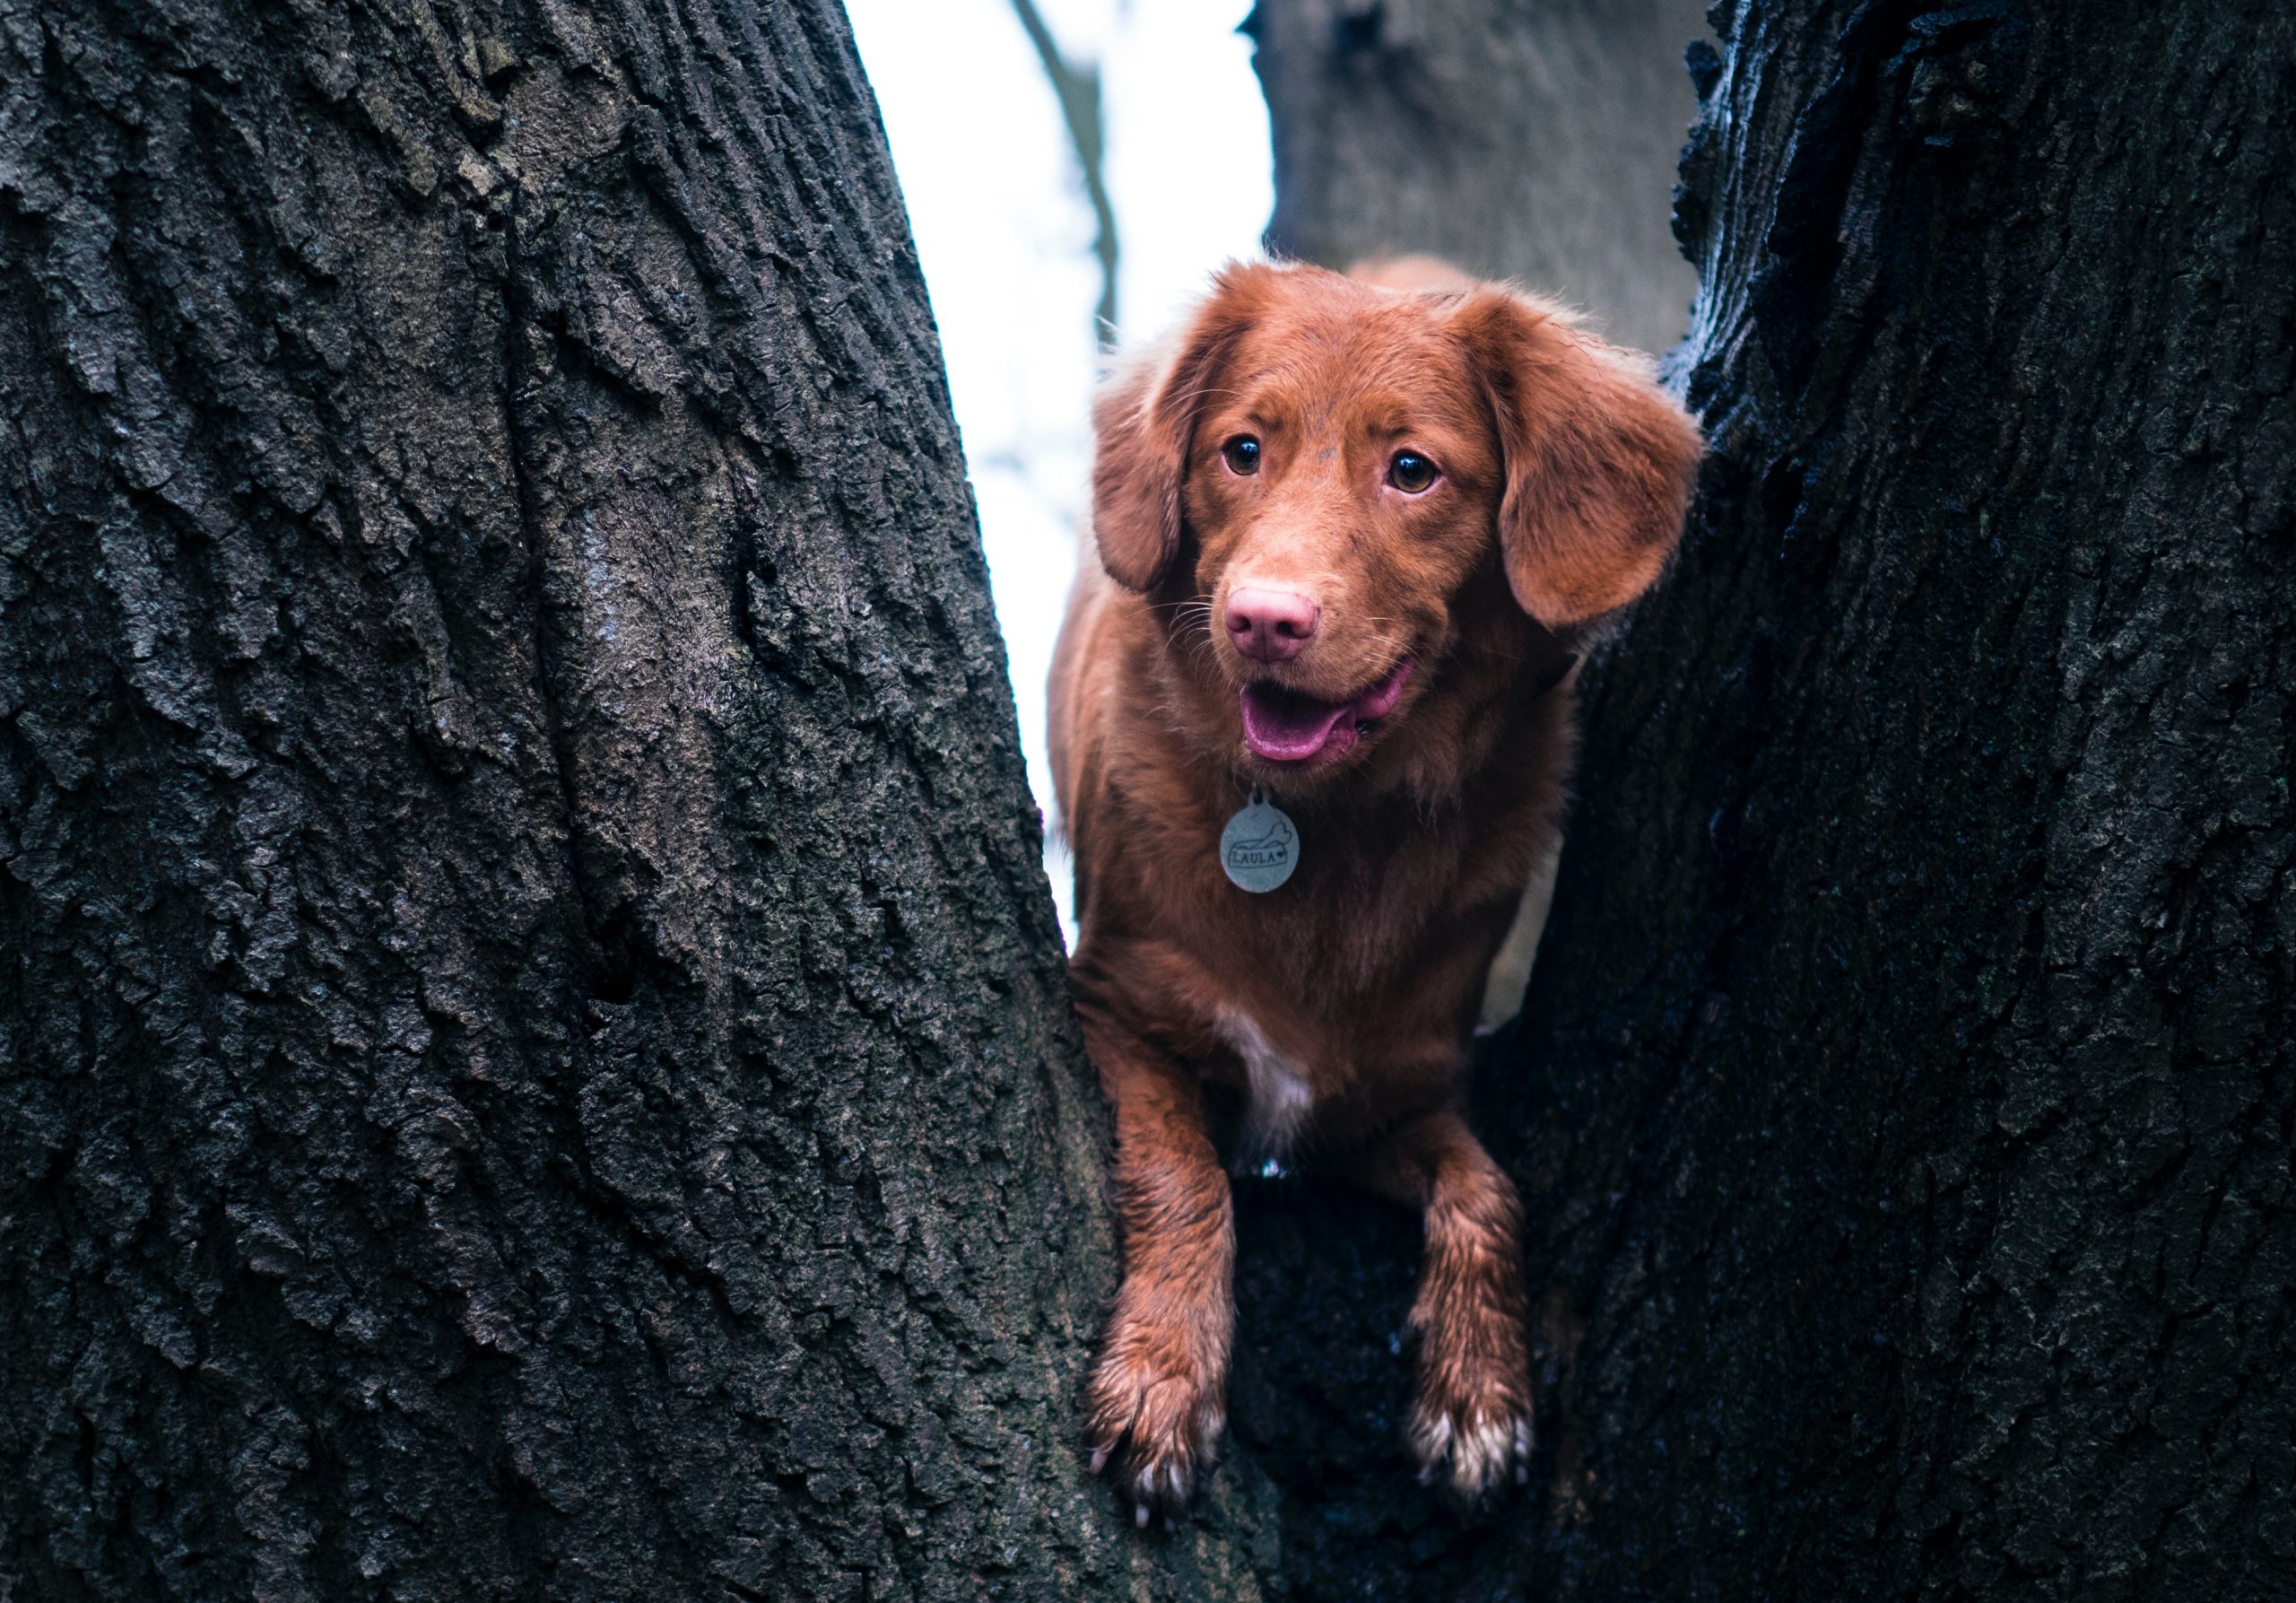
[1216,1009,1314,1164]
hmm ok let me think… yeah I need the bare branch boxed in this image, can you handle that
[1009,0,1120,344]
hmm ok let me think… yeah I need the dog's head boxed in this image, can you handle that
[1092,259,1701,787]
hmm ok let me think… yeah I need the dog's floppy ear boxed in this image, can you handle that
[1457,290,1704,627]
[1091,263,1274,591]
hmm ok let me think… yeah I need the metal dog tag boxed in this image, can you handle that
[1220,792,1300,893]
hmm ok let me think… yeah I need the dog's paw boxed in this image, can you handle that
[1407,1395,1533,1501]
[1085,1323,1226,1525]
[1405,1249,1534,1502]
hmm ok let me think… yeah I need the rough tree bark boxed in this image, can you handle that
[1238,3,2295,1599]
[0,2,1272,1597]
[1248,0,1709,354]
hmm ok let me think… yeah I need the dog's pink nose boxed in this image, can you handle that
[1225,588,1321,663]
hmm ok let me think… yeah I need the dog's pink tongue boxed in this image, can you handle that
[1239,658,1413,762]
[1240,684,1354,762]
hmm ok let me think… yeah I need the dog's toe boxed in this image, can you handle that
[1410,1398,1533,1503]
[1086,1342,1225,1521]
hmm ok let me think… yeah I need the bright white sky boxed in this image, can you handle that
[845,0,1273,937]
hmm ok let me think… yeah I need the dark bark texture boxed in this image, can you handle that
[0,2,1274,1597]
[1248,0,1709,353]
[1236,3,2296,1599]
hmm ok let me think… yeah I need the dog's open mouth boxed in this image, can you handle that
[1239,657,1414,763]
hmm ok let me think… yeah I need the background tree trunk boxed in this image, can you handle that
[1248,0,1710,353]
[1240,3,2295,1599]
[0,3,1274,1595]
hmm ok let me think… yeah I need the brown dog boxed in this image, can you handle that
[1049,258,1700,1519]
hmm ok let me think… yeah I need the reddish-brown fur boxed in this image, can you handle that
[1051,259,1700,1517]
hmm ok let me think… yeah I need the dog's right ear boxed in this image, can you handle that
[1091,263,1273,591]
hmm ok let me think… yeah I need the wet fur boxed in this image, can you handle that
[1052,258,1700,1515]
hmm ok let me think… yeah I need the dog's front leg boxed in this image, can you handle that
[1080,1020,1233,1522]
[1352,1109,1534,1499]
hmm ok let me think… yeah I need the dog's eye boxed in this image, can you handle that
[1221,436,1261,475]
[1387,451,1439,493]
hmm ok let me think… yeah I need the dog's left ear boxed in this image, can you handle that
[1091,262,1275,591]
[1457,290,1704,628]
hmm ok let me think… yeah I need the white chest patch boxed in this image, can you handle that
[1217,1010,1314,1167]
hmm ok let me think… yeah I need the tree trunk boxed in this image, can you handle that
[1248,0,1709,353]
[0,3,1270,1596]
[1241,3,2296,1599]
